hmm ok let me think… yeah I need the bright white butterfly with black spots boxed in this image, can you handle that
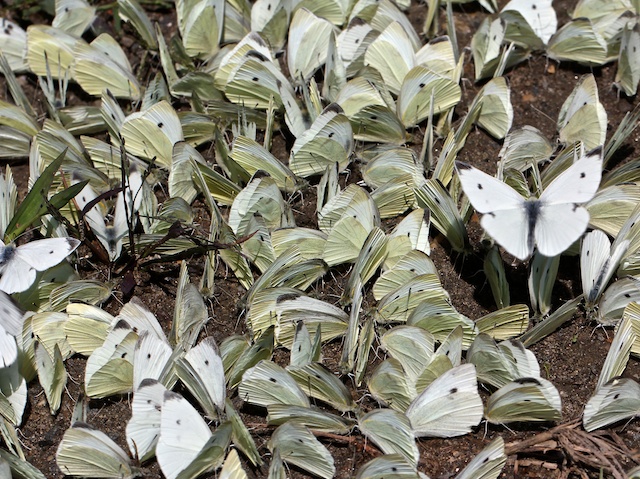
[456,147,603,260]
[156,391,213,479]
[0,237,80,294]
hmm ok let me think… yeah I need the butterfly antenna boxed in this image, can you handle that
[590,322,610,340]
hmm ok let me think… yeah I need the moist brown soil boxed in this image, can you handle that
[2,0,640,478]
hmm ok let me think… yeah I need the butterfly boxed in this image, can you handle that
[0,237,81,294]
[456,147,603,260]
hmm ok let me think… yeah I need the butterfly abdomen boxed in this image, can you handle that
[525,201,541,255]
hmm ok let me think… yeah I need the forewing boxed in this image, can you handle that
[15,238,80,271]
[541,147,603,205]
[456,162,526,214]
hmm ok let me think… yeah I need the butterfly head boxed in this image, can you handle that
[0,244,15,265]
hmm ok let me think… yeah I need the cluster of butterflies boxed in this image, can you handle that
[0,0,640,477]
[472,0,640,93]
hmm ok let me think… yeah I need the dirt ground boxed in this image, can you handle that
[2,0,640,478]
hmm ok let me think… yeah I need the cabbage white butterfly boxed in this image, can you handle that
[175,337,226,419]
[84,320,136,398]
[557,74,607,151]
[238,360,310,408]
[485,376,562,424]
[546,18,607,66]
[34,341,66,414]
[616,23,640,96]
[156,391,214,479]
[358,408,419,465]
[56,422,136,477]
[26,25,79,78]
[583,377,640,431]
[287,8,334,84]
[74,166,143,262]
[581,229,630,309]
[132,331,172,391]
[456,436,506,479]
[0,237,80,294]
[501,0,557,45]
[73,33,141,100]
[471,17,506,80]
[52,0,96,36]
[268,422,335,479]
[405,363,484,437]
[456,147,603,260]
[120,100,184,169]
[175,0,223,59]
[596,276,640,326]
[126,378,166,461]
[0,361,27,425]
[355,454,427,479]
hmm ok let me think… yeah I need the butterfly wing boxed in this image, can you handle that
[456,161,533,260]
[132,332,172,391]
[405,364,483,437]
[481,207,532,261]
[541,147,603,205]
[0,324,18,367]
[456,162,527,215]
[156,391,213,479]
[126,379,166,462]
[534,203,590,258]
[0,290,25,337]
[580,230,613,304]
[0,249,37,294]
[535,148,603,257]
[502,0,557,45]
[14,238,80,271]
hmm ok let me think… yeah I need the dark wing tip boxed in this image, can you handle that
[139,378,160,389]
[514,377,542,386]
[587,145,603,158]
[164,390,182,401]
[67,237,81,249]
[325,103,344,114]
[113,319,132,330]
[429,35,449,44]
[349,17,366,27]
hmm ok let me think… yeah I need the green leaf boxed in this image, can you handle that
[5,149,85,241]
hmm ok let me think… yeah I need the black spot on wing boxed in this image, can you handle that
[515,377,542,386]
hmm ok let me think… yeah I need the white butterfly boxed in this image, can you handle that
[74,166,144,262]
[581,229,629,308]
[456,147,603,260]
[501,0,557,45]
[0,237,80,294]
[156,391,213,479]
[405,363,484,438]
[126,378,166,462]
